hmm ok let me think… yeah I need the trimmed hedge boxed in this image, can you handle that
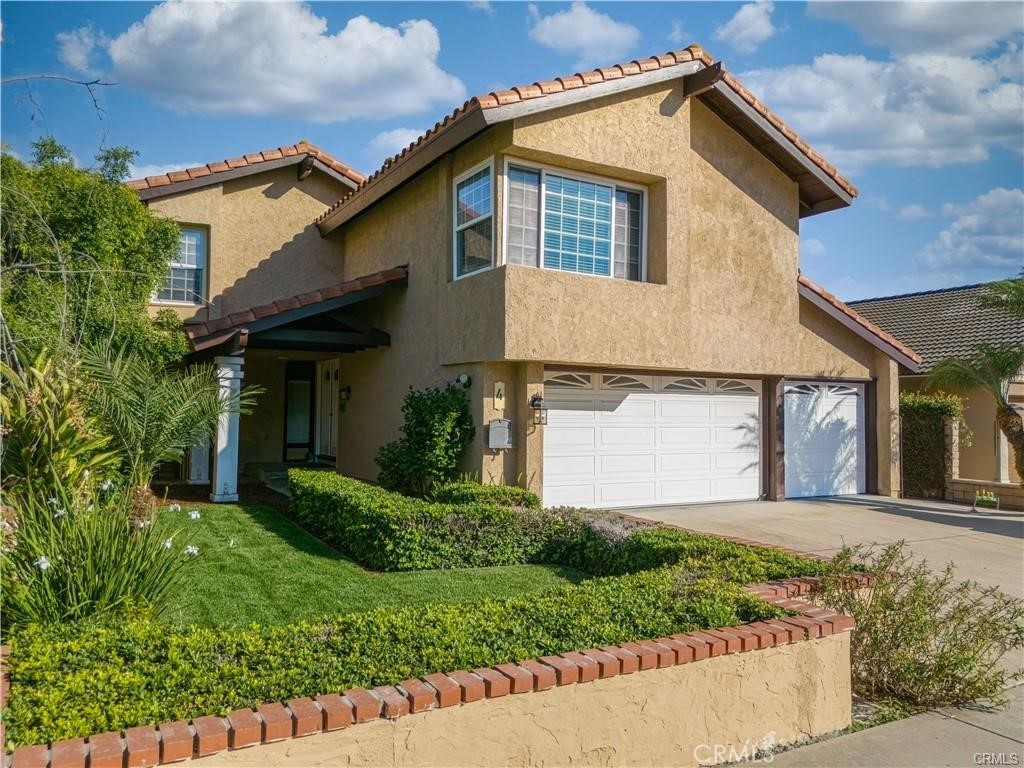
[5,569,781,746]
[432,481,541,510]
[288,470,574,570]
[288,470,831,581]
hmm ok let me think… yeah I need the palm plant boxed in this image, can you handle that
[78,345,261,511]
[928,343,1024,482]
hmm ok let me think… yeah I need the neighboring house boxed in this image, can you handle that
[134,45,923,508]
[851,284,1024,485]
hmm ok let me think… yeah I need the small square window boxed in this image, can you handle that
[157,228,206,304]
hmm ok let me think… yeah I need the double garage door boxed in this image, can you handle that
[542,371,865,508]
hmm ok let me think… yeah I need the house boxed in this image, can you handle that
[134,45,923,508]
[851,284,1024,485]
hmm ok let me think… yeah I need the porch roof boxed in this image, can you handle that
[185,266,407,355]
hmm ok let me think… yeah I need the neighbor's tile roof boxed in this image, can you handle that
[127,142,365,192]
[315,44,857,226]
[798,275,924,365]
[850,283,1023,371]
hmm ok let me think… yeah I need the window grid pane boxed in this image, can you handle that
[613,189,642,280]
[456,168,491,226]
[455,167,493,277]
[542,173,612,277]
[457,218,493,277]
[158,229,206,303]
[507,166,540,267]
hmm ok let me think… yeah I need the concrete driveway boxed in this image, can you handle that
[620,494,1024,598]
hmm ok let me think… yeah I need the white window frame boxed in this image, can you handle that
[153,226,208,306]
[452,159,496,281]
[501,156,648,282]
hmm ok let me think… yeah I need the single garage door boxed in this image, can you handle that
[784,381,866,498]
[542,371,761,508]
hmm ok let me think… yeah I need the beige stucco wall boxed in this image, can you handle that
[903,379,1022,484]
[324,86,895,488]
[146,167,349,323]
[195,634,851,768]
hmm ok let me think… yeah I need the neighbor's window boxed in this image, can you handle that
[453,164,493,278]
[157,228,206,304]
[506,164,643,281]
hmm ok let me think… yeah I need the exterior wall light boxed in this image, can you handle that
[455,373,471,389]
[529,393,548,425]
[339,385,352,402]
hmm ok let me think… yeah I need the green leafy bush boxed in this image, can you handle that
[376,384,475,496]
[1,488,189,628]
[899,391,970,499]
[4,568,781,746]
[818,542,1024,710]
[432,480,541,509]
[288,470,574,570]
[288,471,829,581]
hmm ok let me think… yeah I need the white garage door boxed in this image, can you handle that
[542,371,761,508]
[784,381,866,498]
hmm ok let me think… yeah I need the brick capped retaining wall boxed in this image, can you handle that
[3,574,866,768]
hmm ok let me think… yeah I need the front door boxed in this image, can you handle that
[316,359,340,461]
[283,361,315,462]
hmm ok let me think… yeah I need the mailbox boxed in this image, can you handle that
[488,418,512,450]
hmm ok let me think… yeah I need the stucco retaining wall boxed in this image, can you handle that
[193,634,851,768]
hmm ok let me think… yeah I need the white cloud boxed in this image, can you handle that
[57,25,107,76]
[808,1,1024,56]
[528,2,641,69]
[917,188,1024,270]
[897,204,931,220]
[368,128,424,160]
[738,47,1023,170]
[668,20,686,46]
[129,161,200,179]
[68,1,464,123]
[800,237,827,259]
[467,1,496,15]
[714,1,779,54]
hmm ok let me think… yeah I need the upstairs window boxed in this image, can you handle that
[506,163,644,281]
[453,163,494,278]
[157,228,206,304]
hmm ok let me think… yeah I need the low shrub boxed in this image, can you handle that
[1,488,189,628]
[432,480,541,510]
[818,542,1024,710]
[288,470,574,570]
[4,568,781,746]
[376,384,475,496]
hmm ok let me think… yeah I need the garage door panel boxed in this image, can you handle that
[544,371,761,508]
[784,382,865,498]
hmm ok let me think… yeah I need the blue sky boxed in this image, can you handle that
[2,1,1021,300]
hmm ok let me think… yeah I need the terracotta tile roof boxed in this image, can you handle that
[798,274,923,365]
[186,267,407,349]
[127,141,365,192]
[315,44,857,226]
[850,282,1023,371]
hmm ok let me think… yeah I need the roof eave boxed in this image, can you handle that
[135,156,359,202]
[797,282,924,373]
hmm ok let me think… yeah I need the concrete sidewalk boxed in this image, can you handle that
[770,684,1024,767]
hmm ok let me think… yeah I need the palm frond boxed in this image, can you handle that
[928,343,1024,406]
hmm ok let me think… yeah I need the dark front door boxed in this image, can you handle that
[284,361,316,462]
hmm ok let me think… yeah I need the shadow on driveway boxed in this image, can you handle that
[814,496,1024,540]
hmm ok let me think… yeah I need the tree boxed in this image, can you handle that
[979,272,1024,320]
[78,345,261,516]
[1,139,189,368]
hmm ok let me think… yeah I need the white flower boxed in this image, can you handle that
[99,479,113,492]
[168,503,181,512]
[184,545,199,557]
[34,555,51,571]
[135,519,150,529]
[83,469,91,478]
[188,510,201,521]
[163,538,174,549]
[53,508,67,520]
[46,497,58,507]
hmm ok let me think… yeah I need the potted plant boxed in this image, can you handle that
[973,490,1000,511]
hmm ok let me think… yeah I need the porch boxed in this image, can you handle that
[182,267,407,502]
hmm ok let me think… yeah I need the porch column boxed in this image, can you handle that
[188,435,210,485]
[210,355,244,503]
[995,427,1011,483]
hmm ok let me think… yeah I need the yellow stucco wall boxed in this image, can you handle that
[326,85,896,489]
[145,167,349,323]
[195,634,852,768]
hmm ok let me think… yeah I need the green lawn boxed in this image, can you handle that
[154,502,587,627]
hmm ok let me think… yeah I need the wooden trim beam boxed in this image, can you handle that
[683,62,723,98]
[865,379,879,495]
[254,328,390,347]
